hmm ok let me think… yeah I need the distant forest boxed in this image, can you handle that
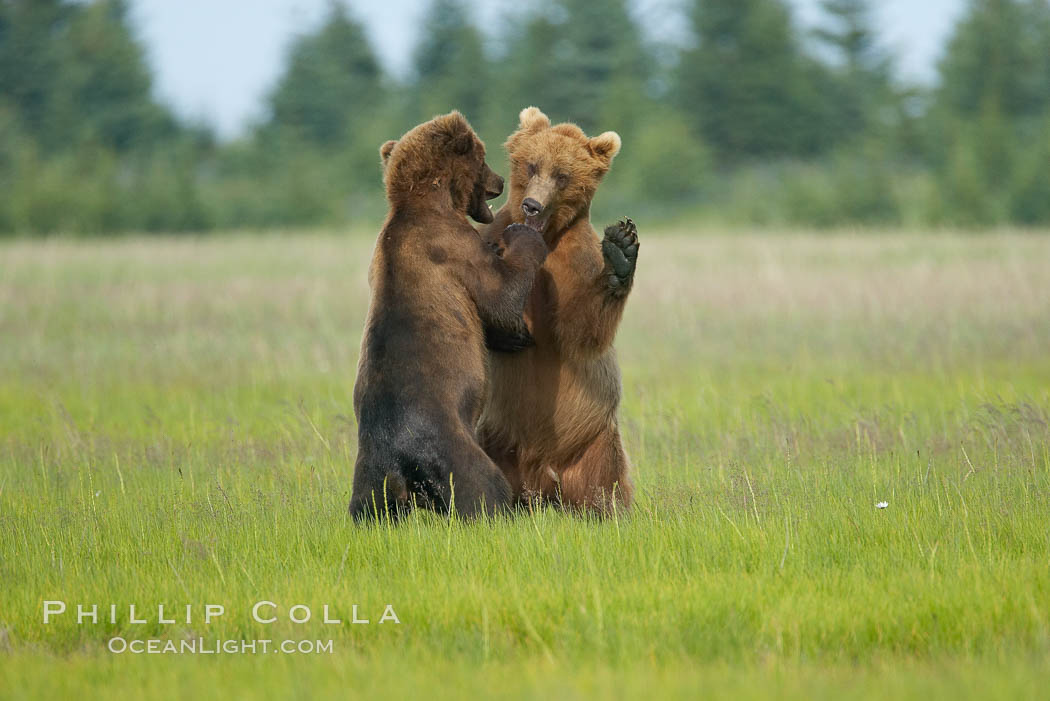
[2,0,1050,234]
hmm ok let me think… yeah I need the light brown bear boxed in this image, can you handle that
[478,106,639,513]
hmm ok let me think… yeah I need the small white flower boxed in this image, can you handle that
[95,490,101,497]
[876,501,889,509]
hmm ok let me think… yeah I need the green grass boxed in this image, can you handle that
[1,230,1049,699]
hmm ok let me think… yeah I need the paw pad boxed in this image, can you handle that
[601,217,639,297]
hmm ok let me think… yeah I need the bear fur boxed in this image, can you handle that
[349,111,548,520]
[478,106,639,513]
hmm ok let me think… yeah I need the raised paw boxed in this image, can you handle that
[601,217,639,298]
[503,223,548,265]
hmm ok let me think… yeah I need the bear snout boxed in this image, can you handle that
[522,198,543,217]
[485,172,505,199]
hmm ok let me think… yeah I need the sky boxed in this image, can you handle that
[129,0,966,140]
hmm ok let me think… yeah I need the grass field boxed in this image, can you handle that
[1,230,1049,699]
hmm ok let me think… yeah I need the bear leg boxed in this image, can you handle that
[348,460,411,521]
[557,425,633,514]
[454,442,514,518]
[423,433,513,518]
[478,435,526,499]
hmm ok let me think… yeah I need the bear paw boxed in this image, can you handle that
[503,223,548,265]
[485,322,535,353]
[601,217,639,298]
[486,239,505,257]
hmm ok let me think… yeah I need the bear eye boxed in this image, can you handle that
[526,162,538,177]
[556,173,570,188]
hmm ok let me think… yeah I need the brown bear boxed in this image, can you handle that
[349,111,549,520]
[478,106,639,513]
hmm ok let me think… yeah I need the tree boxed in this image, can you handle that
[267,3,383,147]
[1010,114,1050,224]
[411,0,487,123]
[677,0,841,161]
[812,0,895,139]
[936,0,1050,121]
[57,0,176,151]
[0,0,170,152]
[813,0,886,75]
[0,0,73,148]
[494,0,650,135]
[927,0,1050,224]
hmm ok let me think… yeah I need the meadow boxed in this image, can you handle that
[1,230,1048,699]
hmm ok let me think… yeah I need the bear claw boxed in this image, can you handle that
[601,217,639,297]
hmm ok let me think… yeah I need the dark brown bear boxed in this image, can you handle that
[479,107,638,514]
[349,111,548,520]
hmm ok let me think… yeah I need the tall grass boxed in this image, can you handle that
[1,231,1048,698]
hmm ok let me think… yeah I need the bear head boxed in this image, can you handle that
[503,106,621,236]
[380,111,504,224]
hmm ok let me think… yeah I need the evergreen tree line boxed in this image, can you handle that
[2,0,1050,234]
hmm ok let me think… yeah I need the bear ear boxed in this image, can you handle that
[379,140,397,165]
[588,131,621,164]
[518,106,550,134]
[441,111,475,156]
